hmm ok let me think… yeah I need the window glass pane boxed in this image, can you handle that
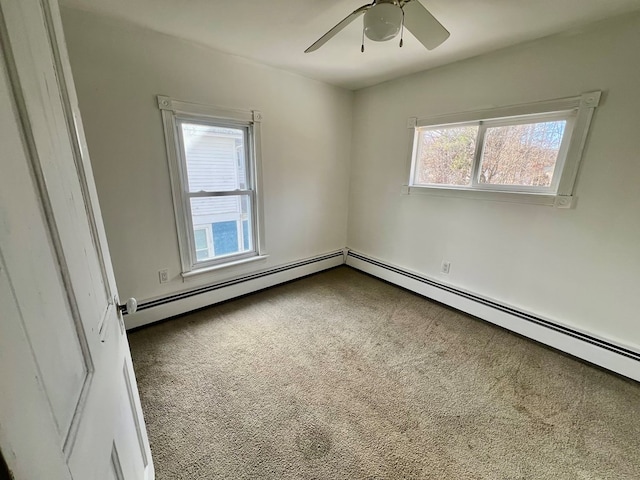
[193,227,212,261]
[181,123,247,192]
[241,196,253,252]
[194,228,208,250]
[195,250,209,262]
[415,125,478,186]
[212,221,240,257]
[190,195,253,261]
[479,120,566,187]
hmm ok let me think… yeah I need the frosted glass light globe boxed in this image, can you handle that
[364,3,403,42]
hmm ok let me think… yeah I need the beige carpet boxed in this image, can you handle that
[129,267,640,479]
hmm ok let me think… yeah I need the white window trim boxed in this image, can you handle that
[158,95,266,275]
[404,91,601,207]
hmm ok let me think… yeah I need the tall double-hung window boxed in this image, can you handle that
[158,96,265,274]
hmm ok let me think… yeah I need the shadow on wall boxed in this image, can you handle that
[0,450,11,480]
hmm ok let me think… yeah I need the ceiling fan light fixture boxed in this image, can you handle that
[363,3,403,42]
[304,0,450,54]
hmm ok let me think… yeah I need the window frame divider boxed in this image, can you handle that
[470,122,487,188]
[188,190,254,198]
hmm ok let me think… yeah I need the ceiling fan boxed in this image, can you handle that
[305,0,450,53]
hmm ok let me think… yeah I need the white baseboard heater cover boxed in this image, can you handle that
[123,251,345,329]
[120,246,639,382]
[346,250,640,383]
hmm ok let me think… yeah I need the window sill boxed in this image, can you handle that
[182,254,269,279]
[402,185,574,208]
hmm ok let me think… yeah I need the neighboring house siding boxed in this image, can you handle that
[185,135,238,191]
[185,133,241,223]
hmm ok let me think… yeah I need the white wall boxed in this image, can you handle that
[348,13,640,349]
[62,7,640,351]
[61,8,353,303]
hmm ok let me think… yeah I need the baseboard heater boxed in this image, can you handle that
[120,250,345,329]
[346,250,640,382]
[118,246,639,381]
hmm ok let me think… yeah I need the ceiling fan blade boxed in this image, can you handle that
[305,4,373,53]
[402,0,450,50]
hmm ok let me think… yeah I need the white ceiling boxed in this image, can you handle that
[60,0,640,90]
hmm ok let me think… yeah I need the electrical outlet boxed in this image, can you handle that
[441,261,451,275]
[158,268,169,284]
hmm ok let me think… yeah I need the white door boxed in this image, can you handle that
[0,1,154,479]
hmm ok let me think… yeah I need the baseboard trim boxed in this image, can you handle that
[125,250,345,330]
[346,250,640,382]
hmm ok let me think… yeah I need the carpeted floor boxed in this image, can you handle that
[129,266,640,479]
